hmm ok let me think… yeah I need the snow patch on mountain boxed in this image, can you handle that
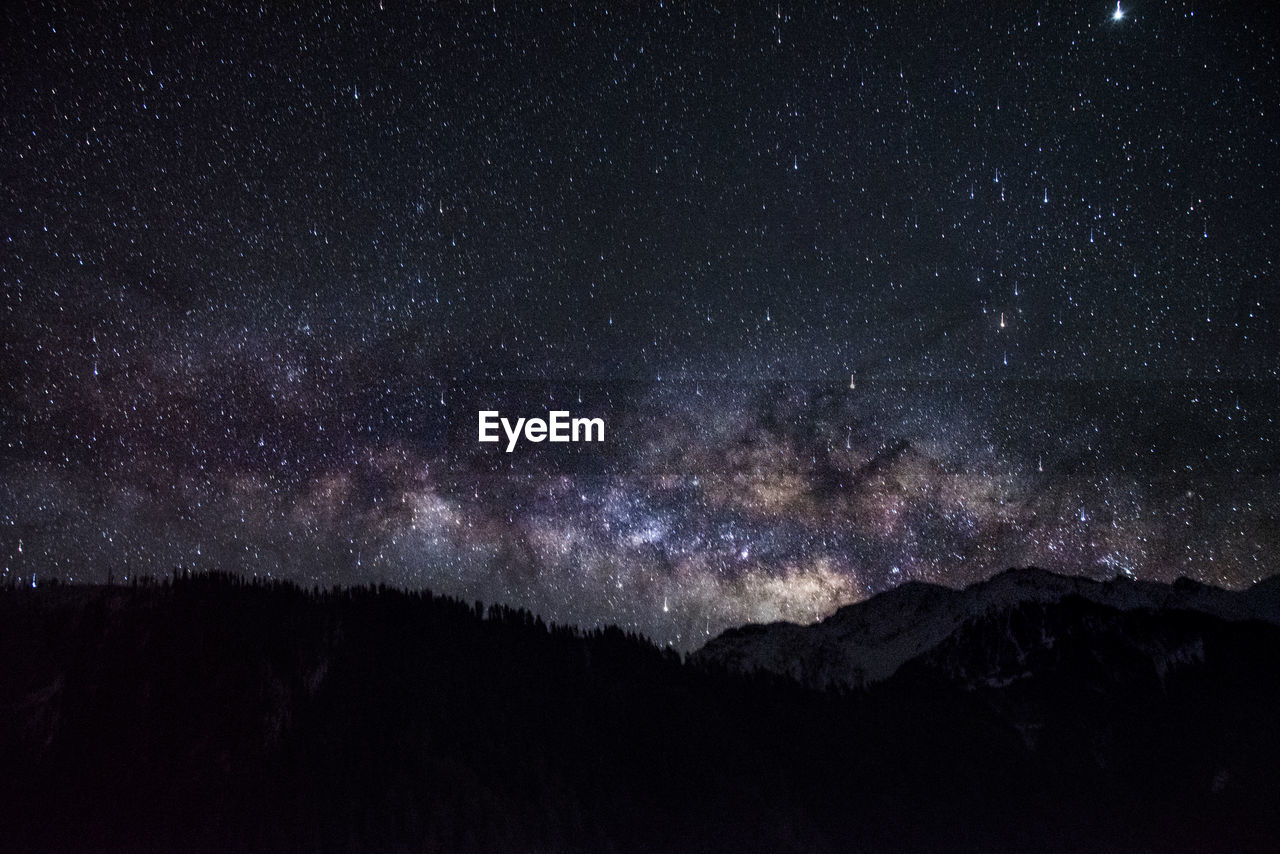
[693,568,1280,688]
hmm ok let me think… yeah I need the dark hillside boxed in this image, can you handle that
[1,574,1278,852]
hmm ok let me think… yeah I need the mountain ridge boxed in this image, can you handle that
[694,567,1280,688]
[3,570,1279,852]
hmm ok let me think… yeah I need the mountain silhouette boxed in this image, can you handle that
[694,566,1280,687]
[2,570,1278,852]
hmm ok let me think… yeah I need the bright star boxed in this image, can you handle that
[1112,2,1124,20]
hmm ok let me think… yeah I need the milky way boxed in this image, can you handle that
[3,1,1277,648]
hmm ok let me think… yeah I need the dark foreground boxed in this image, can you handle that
[2,573,1278,853]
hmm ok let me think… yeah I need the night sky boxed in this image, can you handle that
[3,0,1277,648]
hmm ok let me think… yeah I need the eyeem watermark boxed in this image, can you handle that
[478,410,605,452]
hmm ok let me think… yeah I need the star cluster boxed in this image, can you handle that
[2,1,1276,647]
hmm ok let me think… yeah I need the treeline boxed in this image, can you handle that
[1,572,1277,853]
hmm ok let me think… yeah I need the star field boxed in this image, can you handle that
[2,0,1277,648]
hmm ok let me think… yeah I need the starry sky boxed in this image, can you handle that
[3,0,1278,648]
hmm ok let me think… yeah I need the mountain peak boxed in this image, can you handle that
[695,568,1280,689]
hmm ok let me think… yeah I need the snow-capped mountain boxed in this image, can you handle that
[693,567,1280,689]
